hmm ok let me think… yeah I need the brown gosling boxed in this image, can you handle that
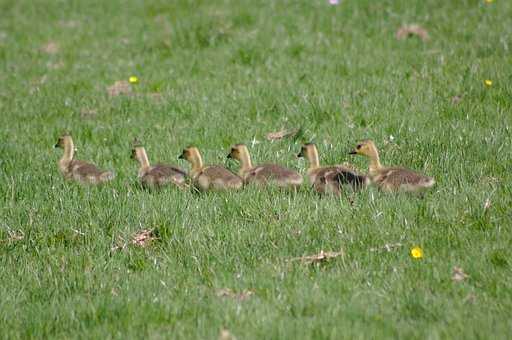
[227,144,303,189]
[178,146,243,191]
[297,143,368,195]
[131,142,187,189]
[54,133,114,184]
[349,139,435,193]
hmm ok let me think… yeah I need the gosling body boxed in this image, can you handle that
[228,144,303,189]
[349,139,435,192]
[55,134,114,184]
[298,143,368,195]
[131,144,186,188]
[179,146,242,191]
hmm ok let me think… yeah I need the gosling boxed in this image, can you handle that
[179,146,243,191]
[131,141,187,189]
[227,144,303,189]
[298,143,368,194]
[54,133,114,184]
[349,139,435,192]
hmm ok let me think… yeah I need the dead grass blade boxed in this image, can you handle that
[291,249,344,265]
[46,61,64,70]
[0,229,25,244]
[80,108,98,119]
[41,41,59,54]
[216,288,254,301]
[59,20,80,29]
[107,80,133,97]
[9,230,24,242]
[266,128,299,141]
[463,293,476,304]
[370,243,403,252]
[396,25,430,42]
[452,266,469,282]
[147,92,163,101]
[483,198,491,211]
[451,95,463,105]
[110,243,126,253]
[131,228,157,247]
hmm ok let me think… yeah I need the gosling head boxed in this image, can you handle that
[297,143,316,159]
[179,146,200,162]
[349,139,378,158]
[179,146,203,170]
[130,138,144,161]
[54,133,72,149]
[227,144,249,161]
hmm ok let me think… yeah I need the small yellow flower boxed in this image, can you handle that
[411,246,423,259]
[485,0,493,3]
[129,76,139,84]
[484,79,493,86]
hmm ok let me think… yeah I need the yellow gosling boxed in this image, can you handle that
[131,141,187,189]
[297,143,368,195]
[349,139,435,192]
[227,144,303,189]
[54,133,114,184]
[179,146,243,191]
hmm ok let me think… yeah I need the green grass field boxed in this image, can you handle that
[1,0,511,338]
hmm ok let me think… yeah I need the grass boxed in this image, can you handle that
[1,0,511,338]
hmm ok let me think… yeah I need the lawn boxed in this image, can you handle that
[1,0,511,338]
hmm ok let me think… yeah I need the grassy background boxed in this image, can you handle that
[1,0,511,338]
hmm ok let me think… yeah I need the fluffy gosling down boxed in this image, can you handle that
[298,143,368,195]
[131,141,187,189]
[349,139,435,192]
[227,144,303,189]
[54,133,114,184]
[179,146,243,191]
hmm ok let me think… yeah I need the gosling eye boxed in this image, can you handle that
[356,144,362,149]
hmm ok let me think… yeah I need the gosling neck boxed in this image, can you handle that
[367,147,382,174]
[189,151,204,176]
[61,138,75,164]
[306,147,320,173]
[136,148,151,174]
[238,149,253,176]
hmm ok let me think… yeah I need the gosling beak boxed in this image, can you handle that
[226,154,232,159]
[296,152,303,158]
[349,150,357,155]
[54,143,59,148]
[178,153,185,160]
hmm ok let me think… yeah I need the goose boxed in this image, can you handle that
[131,141,187,189]
[349,139,435,192]
[178,146,243,191]
[227,144,303,189]
[297,143,368,195]
[54,133,114,184]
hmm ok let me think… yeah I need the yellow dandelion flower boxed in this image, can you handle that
[411,246,423,259]
[484,79,493,86]
[129,76,139,84]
